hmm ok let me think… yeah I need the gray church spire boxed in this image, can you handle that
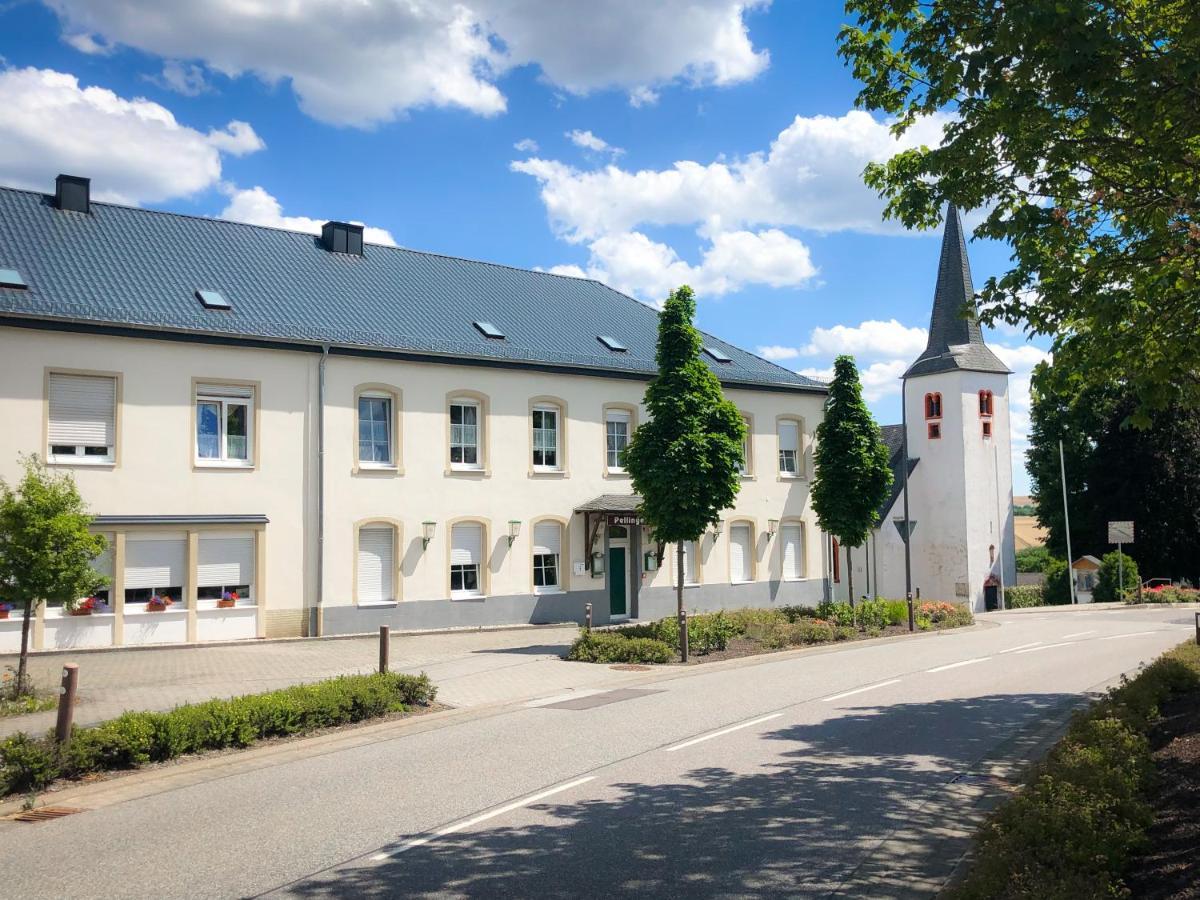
[904,204,1011,378]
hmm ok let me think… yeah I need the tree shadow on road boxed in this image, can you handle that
[279,692,1082,899]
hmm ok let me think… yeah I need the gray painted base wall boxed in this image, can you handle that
[320,578,828,635]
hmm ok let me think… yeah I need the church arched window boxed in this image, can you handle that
[924,392,942,419]
[978,390,994,417]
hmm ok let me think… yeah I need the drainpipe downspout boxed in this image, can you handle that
[314,344,329,637]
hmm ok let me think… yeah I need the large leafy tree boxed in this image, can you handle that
[625,286,745,637]
[0,456,107,694]
[811,356,893,604]
[1028,364,1200,583]
[839,0,1200,421]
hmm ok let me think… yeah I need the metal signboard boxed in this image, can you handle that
[1108,521,1135,544]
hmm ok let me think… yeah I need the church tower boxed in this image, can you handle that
[901,206,1016,610]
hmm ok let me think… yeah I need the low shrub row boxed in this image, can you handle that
[948,641,1200,898]
[1,671,436,797]
[1004,584,1045,608]
[1135,585,1200,604]
[567,600,974,664]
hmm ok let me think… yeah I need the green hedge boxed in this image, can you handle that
[1,672,436,797]
[1005,585,1045,608]
[948,642,1200,898]
[566,631,674,664]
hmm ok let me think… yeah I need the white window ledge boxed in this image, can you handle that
[356,600,398,609]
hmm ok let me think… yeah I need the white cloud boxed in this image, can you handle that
[799,359,906,402]
[0,66,263,205]
[757,345,800,361]
[629,86,659,108]
[566,129,622,156]
[802,319,928,359]
[513,110,953,242]
[219,185,397,247]
[513,137,539,153]
[567,227,816,301]
[156,60,210,96]
[44,0,772,127]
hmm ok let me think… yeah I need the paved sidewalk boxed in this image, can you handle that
[0,625,642,737]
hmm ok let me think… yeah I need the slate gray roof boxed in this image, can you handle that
[575,494,642,513]
[0,186,824,393]
[876,423,919,523]
[905,205,1011,378]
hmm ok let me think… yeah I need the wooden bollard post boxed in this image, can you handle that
[906,592,915,633]
[585,603,593,631]
[55,663,79,744]
[679,609,689,663]
[379,625,390,674]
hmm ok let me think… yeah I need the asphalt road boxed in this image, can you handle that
[3,607,1193,899]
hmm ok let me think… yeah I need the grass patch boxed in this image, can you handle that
[948,641,1200,899]
[0,671,436,798]
[567,600,974,664]
[0,693,57,719]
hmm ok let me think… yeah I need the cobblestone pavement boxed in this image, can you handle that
[0,625,637,736]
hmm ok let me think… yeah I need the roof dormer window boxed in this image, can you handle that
[704,346,733,364]
[0,268,27,290]
[196,289,231,310]
[473,321,505,340]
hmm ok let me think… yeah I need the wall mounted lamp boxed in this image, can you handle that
[421,520,436,549]
[507,519,522,546]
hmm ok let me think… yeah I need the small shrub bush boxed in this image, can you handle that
[855,599,891,631]
[917,601,974,628]
[1043,558,1072,605]
[1093,551,1140,603]
[779,605,819,622]
[1004,584,1045,608]
[1138,585,1200,604]
[1015,546,1056,574]
[688,611,739,654]
[816,600,856,627]
[0,672,435,798]
[567,631,674,664]
[882,600,909,626]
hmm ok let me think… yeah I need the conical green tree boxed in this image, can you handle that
[811,356,893,605]
[625,286,745,643]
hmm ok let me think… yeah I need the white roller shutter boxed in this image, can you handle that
[778,420,799,453]
[682,540,698,585]
[451,523,483,565]
[357,527,394,604]
[781,525,803,580]
[196,383,254,399]
[198,533,255,588]
[48,374,115,446]
[532,522,561,556]
[125,535,186,590]
[730,524,752,582]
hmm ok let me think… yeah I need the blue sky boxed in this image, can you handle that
[0,1,1047,490]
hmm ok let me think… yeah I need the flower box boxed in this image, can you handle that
[0,609,9,620]
[69,607,93,617]
[217,599,237,609]
[146,596,174,612]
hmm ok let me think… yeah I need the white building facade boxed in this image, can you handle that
[843,207,1017,612]
[0,176,830,651]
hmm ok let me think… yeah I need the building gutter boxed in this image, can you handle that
[314,344,329,637]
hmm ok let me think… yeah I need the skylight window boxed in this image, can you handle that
[196,289,231,310]
[597,335,627,352]
[0,268,28,290]
[703,346,733,364]
[473,321,505,339]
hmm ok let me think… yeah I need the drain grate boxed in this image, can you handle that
[12,806,86,823]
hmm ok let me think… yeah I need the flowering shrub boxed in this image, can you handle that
[917,601,974,629]
[1139,585,1200,604]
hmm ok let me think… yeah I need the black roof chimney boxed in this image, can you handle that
[55,174,91,213]
[321,221,364,256]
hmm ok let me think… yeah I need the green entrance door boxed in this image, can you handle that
[608,547,627,616]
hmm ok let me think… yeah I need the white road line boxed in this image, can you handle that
[926,657,990,673]
[1062,630,1096,640]
[1100,630,1159,641]
[663,713,784,753]
[1014,641,1076,654]
[997,641,1043,654]
[372,776,597,859]
[822,679,902,703]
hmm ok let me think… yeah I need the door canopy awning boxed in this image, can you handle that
[574,494,642,515]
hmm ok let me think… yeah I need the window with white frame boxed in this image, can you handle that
[357,525,395,605]
[358,393,393,466]
[450,522,484,597]
[124,534,186,607]
[606,409,631,472]
[196,383,253,465]
[532,521,562,593]
[681,540,699,586]
[730,523,752,583]
[781,524,804,580]
[532,406,560,470]
[47,372,116,463]
[778,419,800,476]
[197,532,255,603]
[739,415,752,475]
[450,400,481,469]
